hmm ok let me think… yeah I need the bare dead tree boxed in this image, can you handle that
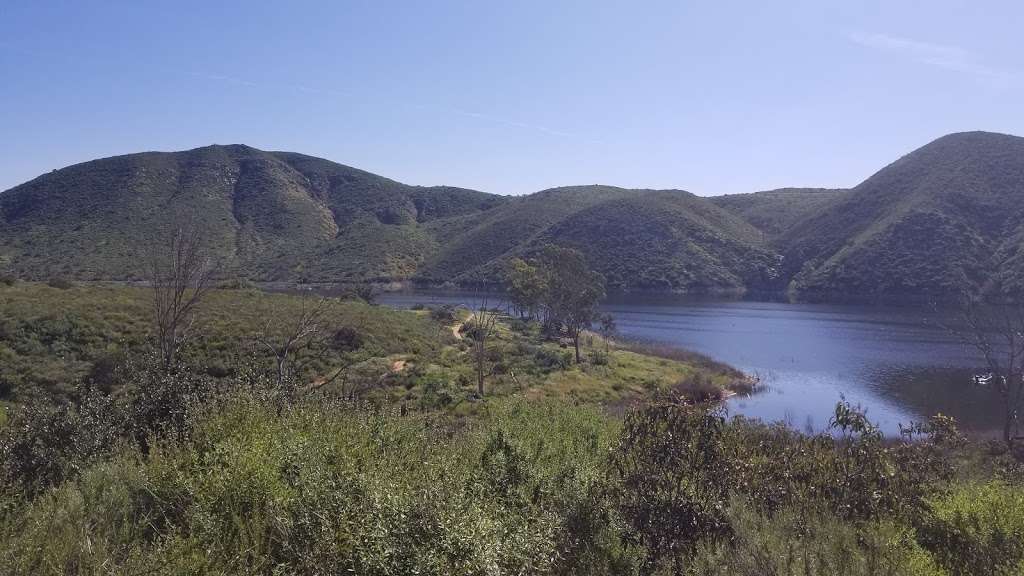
[150,223,214,369]
[470,296,500,397]
[254,296,332,390]
[943,299,1024,447]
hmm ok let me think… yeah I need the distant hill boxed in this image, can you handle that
[0,145,504,282]
[0,147,775,293]
[709,188,847,238]
[3,132,1024,300]
[775,131,1024,300]
[421,186,778,292]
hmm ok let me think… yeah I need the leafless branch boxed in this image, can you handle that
[150,222,214,368]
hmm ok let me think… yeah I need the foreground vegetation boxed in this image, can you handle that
[2,281,1024,574]
[1,363,1022,574]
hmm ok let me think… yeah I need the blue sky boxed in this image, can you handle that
[1,1,1021,195]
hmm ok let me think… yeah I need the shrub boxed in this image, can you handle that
[429,304,459,324]
[919,481,1024,576]
[85,351,127,391]
[0,395,625,574]
[46,277,75,290]
[341,283,378,304]
[691,500,945,576]
[673,372,721,402]
[330,326,364,352]
[0,274,15,287]
[0,385,127,494]
[609,398,731,572]
[217,278,255,290]
[532,346,570,371]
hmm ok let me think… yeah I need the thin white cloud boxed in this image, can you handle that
[187,72,260,87]
[847,32,1016,81]
[192,71,601,144]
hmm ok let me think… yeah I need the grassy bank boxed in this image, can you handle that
[0,283,444,401]
[0,282,746,410]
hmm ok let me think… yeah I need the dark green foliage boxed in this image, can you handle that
[610,398,731,571]
[428,304,459,323]
[503,246,606,363]
[506,257,548,317]
[84,350,127,391]
[0,383,127,494]
[45,277,74,289]
[535,245,607,363]
[530,345,572,371]
[330,325,364,352]
[340,282,380,304]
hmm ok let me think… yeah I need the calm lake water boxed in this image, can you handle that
[378,290,1002,436]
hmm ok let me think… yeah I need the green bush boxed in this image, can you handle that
[691,500,946,576]
[429,304,459,323]
[0,394,631,574]
[531,346,571,371]
[919,481,1024,576]
[46,277,75,290]
[609,398,731,572]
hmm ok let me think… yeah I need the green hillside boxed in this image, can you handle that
[420,186,778,292]
[776,131,1024,300]
[709,188,847,238]
[0,156,779,294]
[0,145,504,283]
[4,132,1024,299]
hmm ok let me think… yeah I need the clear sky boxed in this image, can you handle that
[1,1,1021,196]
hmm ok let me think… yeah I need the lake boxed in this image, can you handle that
[377,290,1003,435]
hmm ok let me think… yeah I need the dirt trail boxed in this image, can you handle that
[451,313,474,340]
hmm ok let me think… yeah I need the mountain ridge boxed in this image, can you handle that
[3,130,1023,300]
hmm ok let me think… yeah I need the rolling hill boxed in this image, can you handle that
[420,186,778,291]
[775,131,1024,300]
[709,188,847,238]
[0,145,504,283]
[3,132,1023,300]
[0,146,777,293]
